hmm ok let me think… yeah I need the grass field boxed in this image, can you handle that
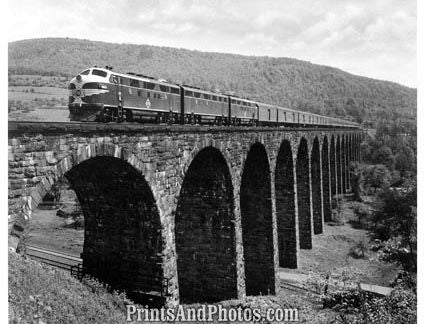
[288,199,399,287]
[8,74,70,122]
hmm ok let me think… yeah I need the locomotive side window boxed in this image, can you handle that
[159,85,169,92]
[194,92,201,98]
[68,83,76,89]
[92,69,108,78]
[170,87,179,94]
[212,95,217,101]
[80,70,90,75]
[130,79,139,87]
[146,82,156,90]
[203,94,210,100]
[185,91,193,97]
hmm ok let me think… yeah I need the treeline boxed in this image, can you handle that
[8,38,416,128]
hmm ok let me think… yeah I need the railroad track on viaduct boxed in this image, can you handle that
[8,120,363,306]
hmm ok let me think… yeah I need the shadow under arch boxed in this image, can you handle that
[175,146,237,304]
[240,142,275,296]
[64,156,163,302]
[296,137,312,249]
[275,139,297,268]
[322,136,332,222]
[330,135,337,199]
[311,137,323,234]
[336,135,343,194]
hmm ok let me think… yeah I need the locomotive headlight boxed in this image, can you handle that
[98,84,108,89]
[76,75,82,82]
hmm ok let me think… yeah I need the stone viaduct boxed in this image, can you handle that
[8,121,363,306]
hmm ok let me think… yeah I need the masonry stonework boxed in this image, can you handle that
[8,122,362,306]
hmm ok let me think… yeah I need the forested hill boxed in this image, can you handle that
[9,38,416,127]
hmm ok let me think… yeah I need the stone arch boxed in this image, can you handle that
[336,135,343,194]
[296,137,312,249]
[240,142,275,296]
[322,136,332,222]
[330,135,337,199]
[65,156,163,299]
[275,140,297,268]
[311,137,323,234]
[175,146,237,303]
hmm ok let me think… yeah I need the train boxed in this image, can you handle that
[68,66,359,128]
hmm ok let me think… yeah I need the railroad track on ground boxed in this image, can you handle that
[25,245,83,278]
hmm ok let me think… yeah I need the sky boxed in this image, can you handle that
[7,0,417,87]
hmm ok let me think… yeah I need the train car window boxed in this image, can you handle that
[194,92,201,98]
[68,83,76,89]
[185,91,193,97]
[147,92,150,98]
[203,93,210,100]
[130,79,139,87]
[293,113,295,121]
[92,69,108,78]
[284,112,287,121]
[170,87,179,94]
[268,109,271,120]
[224,98,228,103]
[146,82,156,90]
[231,99,235,104]
[80,70,90,75]
[303,115,305,122]
[212,95,217,101]
[138,90,142,96]
[159,85,169,92]
[237,100,241,105]
[119,77,129,86]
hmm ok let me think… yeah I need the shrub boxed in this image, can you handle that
[349,239,369,259]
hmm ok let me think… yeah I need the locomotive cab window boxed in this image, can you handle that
[80,70,90,75]
[92,69,108,78]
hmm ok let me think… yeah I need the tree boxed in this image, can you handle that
[370,146,395,170]
[363,164,391,193]
[373,184,417,272]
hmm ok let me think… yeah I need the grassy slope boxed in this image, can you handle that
[9,250,340,323]
[8,251,129,323]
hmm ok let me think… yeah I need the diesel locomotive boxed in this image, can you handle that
[68,66,358,128]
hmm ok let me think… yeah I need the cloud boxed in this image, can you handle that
[8,0,416,87]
